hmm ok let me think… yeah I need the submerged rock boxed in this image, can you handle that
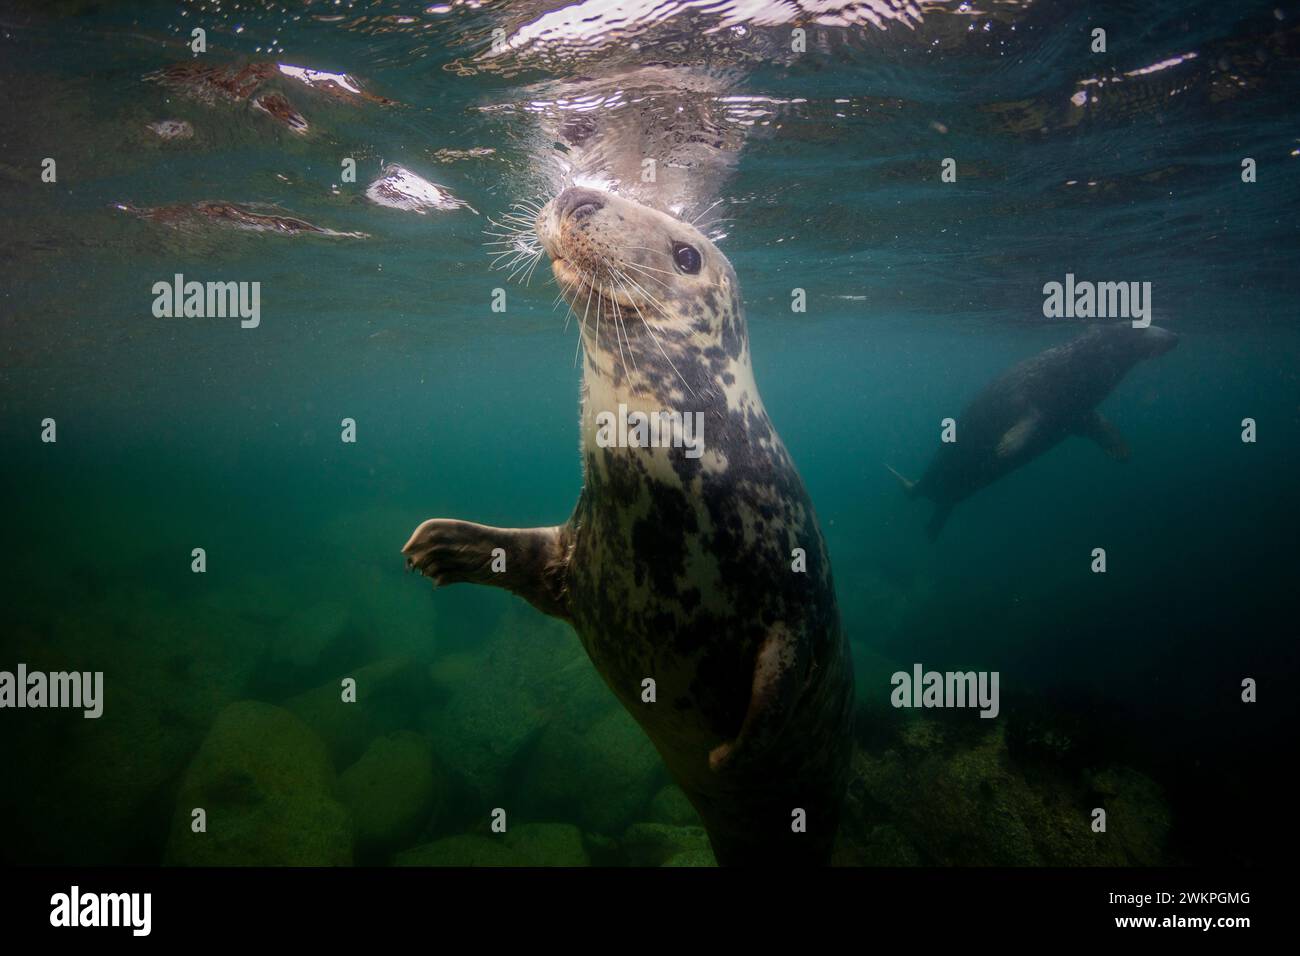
[393,823,589,867]
[1087,766,1171,867]
[166,701,351,866]
[285,657,433,768]
[338,732,444,858]
[253,599,385,700]
[621,822,716,867]
[661,848,718,867]
[649,785,700,827]
[427,610,574,804]
[519,706,663,835]
[421,607,676,835]
[836,714,1172,866]
[392,834,516,867]
[431,673,546,802]
[2,592,268,864]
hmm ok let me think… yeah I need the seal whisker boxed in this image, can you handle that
[508,250,544,283]
[609,270,643,380]
[482,201,545,288]
[521,245,545,285]
[618,259,675,285]
[621,245,674,260]
[616,260,672,296]
[592,281,603,369]
[488,249,529,273]
[614,268,674,321]
[617,257,675,279]
[558,298,578,333]
[573,277,596,366]
[612,271,697,400]
[689,197,725,226]
[605,281,633,381]
[614,266,682,324]
[617,269,710,355]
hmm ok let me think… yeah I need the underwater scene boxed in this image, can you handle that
[0,0,1296,873]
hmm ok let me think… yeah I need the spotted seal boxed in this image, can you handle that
[403,186,854,865]
[888,324,1179,540]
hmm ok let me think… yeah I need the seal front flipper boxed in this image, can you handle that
[1075,410,1131,461]
[996,410,1043,459]
[709,623,808,773]
[402,518,571,621]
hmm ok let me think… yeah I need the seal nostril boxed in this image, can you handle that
[558,187,606,221]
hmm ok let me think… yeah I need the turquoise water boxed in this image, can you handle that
[1,0,1296,866]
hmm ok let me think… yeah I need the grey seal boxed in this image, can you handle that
[889,324,1178,539]
[404,186,855,865]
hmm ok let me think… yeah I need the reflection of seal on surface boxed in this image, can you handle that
[889,324,1179,540]
[404,187,854,865]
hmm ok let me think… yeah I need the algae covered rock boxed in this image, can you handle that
[422,605,672,828]
[392,834,517,867]
[257,600,360,698]
[338,731,444,857]
[431,674,546,802]
[649,785,700,827]
[285,657,432,768]
[2,592,266,864]
[838,713,1173,866]
[832,821,922,867]
[518,705,663,836]
[1087,766,1171,866]
[392,823,589,867]
[166,701,352,866]
[661,848,718,867]
[426,610,578,803]
[621,822,716,867]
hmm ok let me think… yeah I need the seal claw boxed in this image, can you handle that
[401,518,570,619]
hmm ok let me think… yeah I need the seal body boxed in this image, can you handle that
[891,324,1178,539]
[404,187,854,865]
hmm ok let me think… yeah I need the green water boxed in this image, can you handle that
[1,0,1297,866]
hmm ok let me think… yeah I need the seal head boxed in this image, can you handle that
[536,185,745,401]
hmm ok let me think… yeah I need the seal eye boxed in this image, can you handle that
[672,242,702,275]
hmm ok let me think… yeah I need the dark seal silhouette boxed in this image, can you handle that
[890,324,1178,539]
